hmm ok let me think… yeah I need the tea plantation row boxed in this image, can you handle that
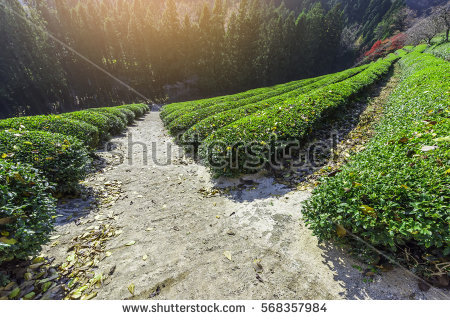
[0,104,149,264]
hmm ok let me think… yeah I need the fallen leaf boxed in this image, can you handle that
[128,283,135,296]
[105,251,112,257]
[142,255,148,261]
[49,235,61,240]
[223,251,232,261]
[125,241,136,246]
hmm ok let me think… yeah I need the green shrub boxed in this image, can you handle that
[426,42,450,61]
[0,160,56,264]
[303,51,450,263]
[166,77,330,135]
[112,107,135,125]
[0,115,99,149]
[63,111,112,142]
[181,64,369,143]
[120,104,148,118]
[88,109,127,134]
[160,79,309,123]
[0,130,90,193]
[160,86,270,121]
[201,55,397,176]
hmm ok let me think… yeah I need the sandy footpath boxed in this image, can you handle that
[41,110,446,300]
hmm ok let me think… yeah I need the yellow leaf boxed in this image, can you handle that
[1,231,9,236]
[13,173,25,183]
[1,153,7,158]
[336,225,347,237]
[223,251,232,261]
[400,184,409,189]
[125,241,136,246]
[360,205,376,217]
[105,251,112,257]
[142,254,148,261]
[0,237,17,245]
[128,283,135,295]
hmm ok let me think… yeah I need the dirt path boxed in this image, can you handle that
[42,105,446,300]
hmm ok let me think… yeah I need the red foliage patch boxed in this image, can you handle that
[363,33,406,61]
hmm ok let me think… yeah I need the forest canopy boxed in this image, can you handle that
[0,0,411,118]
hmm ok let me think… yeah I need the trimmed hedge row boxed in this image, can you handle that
[119,104,149,118]
[166,77,331,135]
[426,42,450,61]
[0,103,148,264]
[303,51,450,260]
[161,78,314,124]
[201,54,398,176]
[0,130,90,193]
[63,111,113,142]
[0,104,149,150]
[181,64,369,143]
[0,160,56,264]
[161,86,271,120]
[0,116,99,149]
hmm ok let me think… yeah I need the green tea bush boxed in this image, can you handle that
[426,42,450,61]
[0,160,56,264]
[201,55,397,176]
[166,77,334,135]
[160,86,271,121]
[0,116,99,149]
[303,51,450,261]
[89,109,127,134]
[182,65,369,142]
[112,107,135,125]
[121,104,148,118]
[63,111,112,142]
[160,79,309,124]
[0,130,90,193]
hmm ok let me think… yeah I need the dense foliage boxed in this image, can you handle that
[167,77,325,135]
[303,51,450,263]
[0,160,56,264]
[0,103,148,264]
[180,64,369,142]
[0,115,100,149]
[199,54,398,175]
[0,130,90,193]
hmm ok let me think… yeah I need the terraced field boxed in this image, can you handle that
[162,53,400,176]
